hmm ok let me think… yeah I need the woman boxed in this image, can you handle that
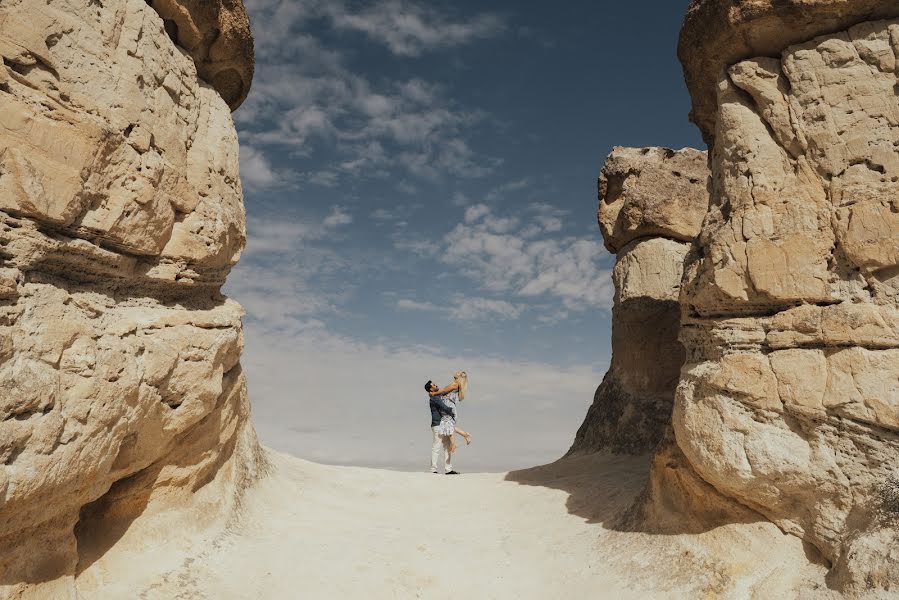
[429,371,471,452]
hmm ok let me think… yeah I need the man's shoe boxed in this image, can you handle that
[430,470,439,474]
[445,470,460,475]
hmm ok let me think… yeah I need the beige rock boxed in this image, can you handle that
[569,149,709,455]
[597,147,709,254]
[0,0,263,597]
[669,14,899,595]
[147,0,255,110]
[0,0,245,276]
[679,0,899,144]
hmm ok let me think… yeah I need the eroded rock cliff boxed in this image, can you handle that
[578,3,899,594]
[568,147,709,455]
[635,3,899,595]
[0,1,263,597]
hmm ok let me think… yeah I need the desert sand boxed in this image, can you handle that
[75,450,832,599]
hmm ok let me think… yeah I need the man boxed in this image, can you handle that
[425,380,460,475]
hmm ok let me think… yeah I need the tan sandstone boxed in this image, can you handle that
[147,0,255,110]
[679,0,899,145]
[568,147,709,455]
[0,1,263,597]
[654,5,899,595]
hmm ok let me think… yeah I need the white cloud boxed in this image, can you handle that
[486,177,533,201]
[325,0,505,57]
[535,215,563,232]
[397,295,524,322]
[464,204,490,223]
[306,170,339,187]
[440,205,614,311]
[396,298,438,312]
[447,297,523,321]
[323,206,353,228]
[239,145,278,189]
[235,1,502,186]
[452,191,471,206]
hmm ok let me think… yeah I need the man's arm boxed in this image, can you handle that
[433,395,456,418]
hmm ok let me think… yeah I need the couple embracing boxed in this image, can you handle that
[424,371,471,475]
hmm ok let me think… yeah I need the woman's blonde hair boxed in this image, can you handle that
[454,371,469,400]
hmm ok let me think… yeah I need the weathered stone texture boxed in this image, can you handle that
[569,148,709,455]
[679,0,899,144]
[669,16,899,594]
[0,1,262,597]
[598,146,709,254]
[147,0,255,109]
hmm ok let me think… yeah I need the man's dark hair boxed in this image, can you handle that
[424,380,433,392]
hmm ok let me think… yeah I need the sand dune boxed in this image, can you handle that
[75,450,833,599]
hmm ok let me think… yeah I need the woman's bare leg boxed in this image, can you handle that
[455,427,472,445]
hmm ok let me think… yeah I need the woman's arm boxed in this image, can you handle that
[429,381,459,396]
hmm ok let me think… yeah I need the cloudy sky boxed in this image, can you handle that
[225,0,702,472]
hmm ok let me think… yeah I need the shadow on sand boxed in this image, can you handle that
[505,450,770,535]
[505,453,652,527]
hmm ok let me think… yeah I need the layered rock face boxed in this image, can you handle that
[568,147,708,455]
[0,1,263,596]
[679,0,899,145]
[666,4,899,593]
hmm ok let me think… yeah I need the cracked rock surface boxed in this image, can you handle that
[0,1,263,597]
[669,15,899,594]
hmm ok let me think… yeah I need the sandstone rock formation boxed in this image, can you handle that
[574,3,899,594]
[568,147,709,455]
[679,0,899,145]
[636,3,899,595]
[147,0,255,110]
[0,1,263,597]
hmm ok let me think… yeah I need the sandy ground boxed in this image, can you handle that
[77,450,833,599]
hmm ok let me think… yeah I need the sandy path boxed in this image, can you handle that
[80,450,831,599]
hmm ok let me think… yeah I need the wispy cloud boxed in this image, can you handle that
[397,295,524,322]
[327,0,506,57]
[227,210,359,333]
[323,206,353,227]
[239,145,278,189]
[441,205,613,311]
[236,0,504,187]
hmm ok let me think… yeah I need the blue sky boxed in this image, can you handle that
[225,0,701,471]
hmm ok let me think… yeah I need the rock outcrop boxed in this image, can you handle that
[635,4,899,595]
[679,0,899,145]
[147,0,255,110]
[568,147,709,455]
[0,1,263,597]
[576,3,899,594]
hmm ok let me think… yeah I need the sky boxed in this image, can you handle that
[225,0,703,472]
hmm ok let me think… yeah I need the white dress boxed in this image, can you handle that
[436,390,460,436]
